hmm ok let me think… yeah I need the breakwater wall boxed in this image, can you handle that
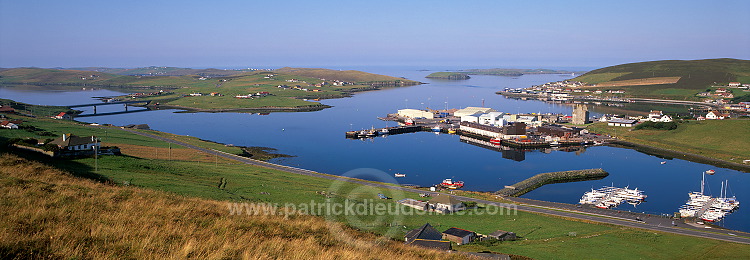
[497,168,609,197]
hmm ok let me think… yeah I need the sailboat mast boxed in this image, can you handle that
[701,171,705,195]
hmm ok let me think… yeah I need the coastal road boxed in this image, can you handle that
[119,128,750,245]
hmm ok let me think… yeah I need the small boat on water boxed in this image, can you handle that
[441,179,464,189]
[705,169,715,175]
[431,125,441,132]
[405,119,414,126]
[490,138,502,145]
[447,128,457,134]
[661,161,667,165]
[378,128,390,135]
[394,173,406,177]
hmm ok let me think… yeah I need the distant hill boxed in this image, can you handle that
[425,72,470,80]
[0,67,123,84]
[274,67,421,85]
[573,58,750,99]
[66,66,256,77]
[460,68,579,76]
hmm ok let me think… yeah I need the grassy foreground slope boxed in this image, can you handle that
[3,111,750,259]
[573,58,750,100]
[0,154,468,260]
[587,120,750,163]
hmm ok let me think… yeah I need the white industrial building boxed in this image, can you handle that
[453,107,497,117]
[479,112,506,127]
[460,113,483,123]
[397,109,434,119]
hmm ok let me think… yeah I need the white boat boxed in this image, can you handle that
[394,173,406,177]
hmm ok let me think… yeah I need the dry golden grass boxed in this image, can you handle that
[591,76,681,87]
[111,143,237,164]
[0,154,471,259]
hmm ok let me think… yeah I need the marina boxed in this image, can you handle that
[578,186,648,209]
[679,172,740,222]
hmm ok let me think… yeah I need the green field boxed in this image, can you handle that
[573,58,750,100]
[0,67,421,111]
[587,120,750,163]
[425,72,470,79]
[2,113,749,259]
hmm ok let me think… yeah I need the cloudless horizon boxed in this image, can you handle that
[1,0,749,69]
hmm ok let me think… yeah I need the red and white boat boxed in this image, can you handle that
[405,119,414,126]
[705,169,715,175]
[490,138,501,145]
[441,179,464,189]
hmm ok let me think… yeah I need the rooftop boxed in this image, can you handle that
[443,227,475,238]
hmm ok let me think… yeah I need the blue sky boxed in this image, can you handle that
[1,0,748,68]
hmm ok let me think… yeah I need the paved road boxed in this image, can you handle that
[120,128,750,245]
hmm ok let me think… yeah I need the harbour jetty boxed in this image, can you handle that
[497,168,609,197]
[345,125,423,139]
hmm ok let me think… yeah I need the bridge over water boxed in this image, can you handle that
[67,100,151,116]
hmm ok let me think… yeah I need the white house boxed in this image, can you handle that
[428,194,465,213]
[49,134,100,151]
[0,121,18,129]
[646,111,673,122]
[705,111,729,120]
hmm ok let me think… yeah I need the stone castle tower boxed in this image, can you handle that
[572,104,589,125]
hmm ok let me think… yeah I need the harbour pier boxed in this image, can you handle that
[497,168,609,197]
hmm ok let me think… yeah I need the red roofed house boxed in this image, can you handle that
[1,121,19,129]
[55,112,73,120]
[0,106,15,114]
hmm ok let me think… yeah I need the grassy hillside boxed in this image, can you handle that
[0,67,422,111]
[573,58,750,100]
[426,72,470,80]
[274,67,420,85]
[586,120,750,162]
[460,68,577,76]
[0,153,469,259]
[67,66,256,77]
[0,68,124,84]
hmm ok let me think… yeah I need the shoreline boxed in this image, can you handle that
[606,140,750,173]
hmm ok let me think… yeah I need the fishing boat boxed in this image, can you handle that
[441,179,464,189]
[447,128,457,134]
[394,173,406,177]
[405,118,414,126]
[378,128,390,135]
[431,125,441,132]
[489,138,502,145]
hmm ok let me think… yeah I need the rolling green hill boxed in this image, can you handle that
[273,67,421,85]
[0,67,421,111]
[66,66,256,77]
[573,58,750,100]
[425,72,470,80]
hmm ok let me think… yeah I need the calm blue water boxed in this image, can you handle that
[1,68,747,231]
